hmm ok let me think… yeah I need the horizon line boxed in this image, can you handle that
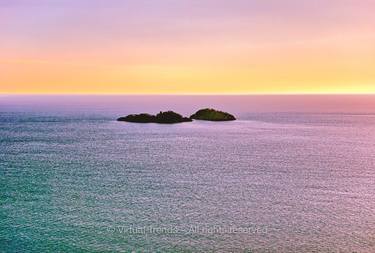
[2,92,375,96]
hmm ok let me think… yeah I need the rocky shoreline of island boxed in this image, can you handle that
[117,108,236,124]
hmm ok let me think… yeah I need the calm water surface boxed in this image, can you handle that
[1,96,375,252]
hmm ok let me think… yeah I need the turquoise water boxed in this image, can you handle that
[1,96,375,252]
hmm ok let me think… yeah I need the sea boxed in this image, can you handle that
[1,95,375,252]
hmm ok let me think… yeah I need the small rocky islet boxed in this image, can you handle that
[189,108,236,121]
[117,108,236,124]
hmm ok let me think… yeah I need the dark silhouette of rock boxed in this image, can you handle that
[117,111,192,124]
[155,111,192,124]
[190,108,236,121]
[117,113,156,123]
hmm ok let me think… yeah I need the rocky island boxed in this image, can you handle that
[190,108,236,121]
[117,111,192,124]
[117,108,236,124]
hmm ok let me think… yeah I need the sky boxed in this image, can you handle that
[1,0,374,94]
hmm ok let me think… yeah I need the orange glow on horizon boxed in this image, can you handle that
[1,0,374,94]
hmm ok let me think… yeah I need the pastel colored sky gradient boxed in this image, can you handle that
[1,0,374,94]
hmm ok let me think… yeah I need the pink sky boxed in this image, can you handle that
[1,0,374,94]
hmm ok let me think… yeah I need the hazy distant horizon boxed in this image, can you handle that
[2,94,375,116]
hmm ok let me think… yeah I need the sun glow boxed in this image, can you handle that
[1,0,374,94]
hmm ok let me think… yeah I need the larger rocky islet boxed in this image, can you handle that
[117,111,192,124]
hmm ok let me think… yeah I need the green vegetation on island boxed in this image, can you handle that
[190,108,236,121]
